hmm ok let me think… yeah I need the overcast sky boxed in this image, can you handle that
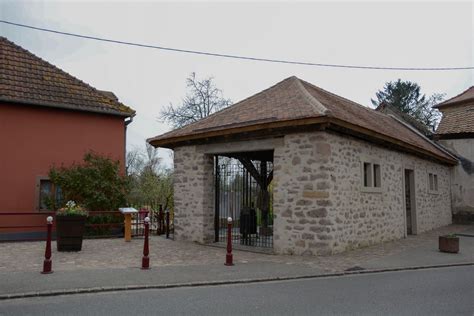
[1,1,472,167]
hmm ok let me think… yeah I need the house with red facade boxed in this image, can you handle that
[0,36,135,240]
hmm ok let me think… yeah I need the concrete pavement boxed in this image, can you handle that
[0,224,473,300]
[1,266,473,315]
[363,233,474,269]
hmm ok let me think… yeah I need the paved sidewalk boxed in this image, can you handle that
[0,224,473,298]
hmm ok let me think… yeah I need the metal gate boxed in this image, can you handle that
[214,155,273,248]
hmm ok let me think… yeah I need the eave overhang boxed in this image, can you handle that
[0,97,136,118]
[147,116,457,166]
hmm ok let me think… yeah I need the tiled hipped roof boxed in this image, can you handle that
[375,102,432,136]
[148,76,456,164]
[435,86,474,108]
[0,36,134,117]
[435,86,474,135]
[436,104,474,135]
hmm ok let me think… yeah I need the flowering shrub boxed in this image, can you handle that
[49,152,128,211]
[57,200,89,216]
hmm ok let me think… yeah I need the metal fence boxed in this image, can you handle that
[0,205,174,242]
[0,211,124,242]
[125,201,174,239]
[85,211,124,238]
[215,157,273,248]
[0,212,56,242]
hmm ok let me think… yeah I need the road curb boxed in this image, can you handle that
[1,262,473,300]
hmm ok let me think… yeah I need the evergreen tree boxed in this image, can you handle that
[371,79,444,131]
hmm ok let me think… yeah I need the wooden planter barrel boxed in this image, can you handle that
[56,215,87,251]
[439,235,459,254]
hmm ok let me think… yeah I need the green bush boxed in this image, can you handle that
[49,152,128,211]
[85,213,123,237]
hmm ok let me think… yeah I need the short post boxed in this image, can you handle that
[158,204,163,235]
[41,216,53,274]
[165,210,170,239]
[141,217,150,270]
[225,217,234,266]
[119,208,138,241]
[124,213,132,242]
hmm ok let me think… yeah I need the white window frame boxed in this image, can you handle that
[360,157,382,193]
[427,172,439,194]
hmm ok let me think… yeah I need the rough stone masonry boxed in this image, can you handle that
[173,130,452,256]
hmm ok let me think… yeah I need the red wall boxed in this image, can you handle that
[0,102,127,215]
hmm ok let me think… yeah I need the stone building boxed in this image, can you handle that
[148,76,457,255]
[434,86,474,221]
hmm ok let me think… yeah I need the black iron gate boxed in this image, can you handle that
[214,155,273,248]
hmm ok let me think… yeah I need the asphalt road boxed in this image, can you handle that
[1,266,473,315]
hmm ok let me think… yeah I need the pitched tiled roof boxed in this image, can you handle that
[151,76,328,141]
[435,86,474,135]
[436,103,474,135]
[149,76,456,164]
[375,102,432,136]
[434,86,474,108]
[0,36,134,117]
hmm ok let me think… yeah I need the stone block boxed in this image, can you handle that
[307,208,328,218]
[303,191,329,199]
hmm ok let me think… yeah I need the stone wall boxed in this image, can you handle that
[172,131,452,255]
[173,145,215,243]
[438,138,474,216]
[273,131,452,255]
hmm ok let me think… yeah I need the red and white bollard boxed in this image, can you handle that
[225,217,234,266]
[41,216,53,274]
[141,216,150,270]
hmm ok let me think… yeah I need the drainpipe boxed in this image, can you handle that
[124,116,134,174]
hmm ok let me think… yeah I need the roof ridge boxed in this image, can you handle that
[293,77,331,116]
[1,36,134,115]
[388,114,458,160]
[161,76,299,132]
[299,78,392,120]
[435,86,474,108]
[377,102,431,135]
[148,76,457,163]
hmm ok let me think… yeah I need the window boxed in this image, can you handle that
[362,161,382,192]
[364,162,372,187]
[373,164,381,188]
[37,178,63,211]
[428,172,438,193]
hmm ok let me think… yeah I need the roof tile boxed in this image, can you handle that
[149,76,455,163]
[0,36,134,116]
[435,86,474,108]
[436,103,474,134]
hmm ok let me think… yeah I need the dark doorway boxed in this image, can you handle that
[404,169,416,235]
[214,151,273,248]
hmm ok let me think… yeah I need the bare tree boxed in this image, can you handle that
[126,148,144,176]
[160,72,232,128]
[143,143,161,174]
[126,144,173,210]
